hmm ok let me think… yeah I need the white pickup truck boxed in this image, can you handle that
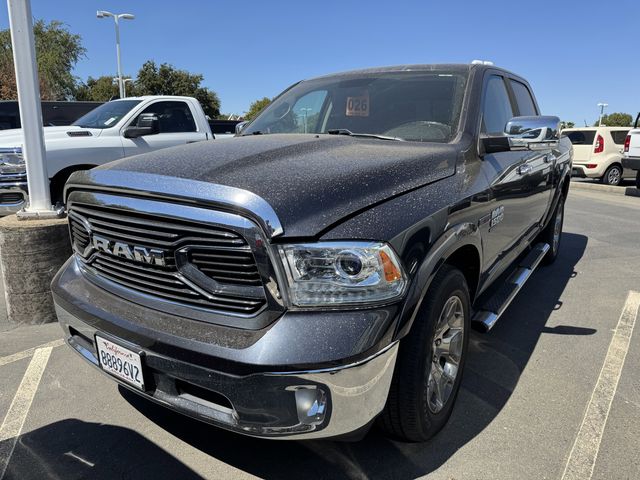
[622,112,640,188]
[0,95,214,215]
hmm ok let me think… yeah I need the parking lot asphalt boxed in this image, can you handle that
[0,186,639,480]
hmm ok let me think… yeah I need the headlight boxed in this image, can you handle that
[0,147,25,175]
[279,242,407,307]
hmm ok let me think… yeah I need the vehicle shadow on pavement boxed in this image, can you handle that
[117,232,589,480]
[1,418,204,480]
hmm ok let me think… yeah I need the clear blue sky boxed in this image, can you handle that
[1,0,639,123]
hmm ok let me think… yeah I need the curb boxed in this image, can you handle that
[569,180,640,198]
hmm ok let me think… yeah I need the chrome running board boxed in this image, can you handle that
[472,243,550,332]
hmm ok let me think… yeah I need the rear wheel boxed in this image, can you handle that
[539,193,564,265]
[379,265,470,442]
[601,164,622,186]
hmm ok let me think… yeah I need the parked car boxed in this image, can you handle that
[208,119,242,139]
[53,63,571,442]
[622,113,640,188]
[564,126,634,185]
[0,96,213,214]
[0,100,103,130]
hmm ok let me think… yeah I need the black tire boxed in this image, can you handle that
[601,164,623,186]
[539,193,565,265]
[49,175,65,207]
[636,170,640,189]
[379,265,470,442]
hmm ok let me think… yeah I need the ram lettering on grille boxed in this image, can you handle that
[91,234,166,267]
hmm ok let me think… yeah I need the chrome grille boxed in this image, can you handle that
[68,202,267,315]
[188,248,262,286]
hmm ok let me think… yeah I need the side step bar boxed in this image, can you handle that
[472,243,550,332]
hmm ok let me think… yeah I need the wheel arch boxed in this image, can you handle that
[393,223,482,342]
[49,164,98,203]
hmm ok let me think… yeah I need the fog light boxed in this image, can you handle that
[292,387,328,426]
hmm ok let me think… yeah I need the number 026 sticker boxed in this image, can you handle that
[346,92,369,117]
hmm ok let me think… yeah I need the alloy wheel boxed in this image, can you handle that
[427,295,465,414]
[607,168,621,185]
[553,202,563,254]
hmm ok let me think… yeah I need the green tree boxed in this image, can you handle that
[245,97,271,121]
[0,20,85,100]
[560,121,575,129]
[74,75,123,101]
[134,61,220,117]
[594,112,632,127]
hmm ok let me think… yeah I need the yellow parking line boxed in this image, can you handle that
[561,290,640,480]
[0,339,64,368]
[0,346,53,479]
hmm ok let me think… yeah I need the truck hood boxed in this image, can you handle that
[88,134,458,238]
[0,125,102,148]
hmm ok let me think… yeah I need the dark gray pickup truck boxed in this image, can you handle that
[52,63,572,442]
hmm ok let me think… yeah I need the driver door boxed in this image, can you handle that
[121,100,207,156]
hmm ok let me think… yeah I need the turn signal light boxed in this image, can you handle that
[380,250,402,282]
[624,135,631,153]
[594,134,604,154]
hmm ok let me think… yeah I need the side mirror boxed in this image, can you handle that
[123,113,159,139]
[482,116,560,154]
[235,121,249,135]
[505,116,560,150]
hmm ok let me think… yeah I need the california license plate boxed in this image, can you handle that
[95,336,145,390]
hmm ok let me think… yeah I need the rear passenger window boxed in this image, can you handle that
[482,76,514,134]
[610,130,630,145]
[565,131,596,145]
[510,80,538,116]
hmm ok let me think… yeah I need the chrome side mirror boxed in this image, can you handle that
[235,121,249,135]
[505,116,560,151]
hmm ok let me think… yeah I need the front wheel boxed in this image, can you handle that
[379,265,470,442]
[601,165,623,186]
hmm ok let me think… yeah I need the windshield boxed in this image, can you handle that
[243,70,468,143]
[72,100,141,129]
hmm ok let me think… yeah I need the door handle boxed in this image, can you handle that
[517,164,533,175]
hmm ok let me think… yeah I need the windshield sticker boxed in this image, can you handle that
[346,93,369,117]
[103,117,117,126]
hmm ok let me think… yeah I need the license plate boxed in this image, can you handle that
[95,336,145,390]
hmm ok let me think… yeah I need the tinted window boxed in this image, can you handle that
[510,80,537,116]
[610,130,630,145]
[135,101,196,133]
[244,70,468,143]
[482,76,513,134]
[565,130,596,145]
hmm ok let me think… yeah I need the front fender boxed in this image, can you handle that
[393,221,482,341]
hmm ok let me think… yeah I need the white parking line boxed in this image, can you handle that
[0,339,64,368]
[561,290,640,480]
[0,346,53,480]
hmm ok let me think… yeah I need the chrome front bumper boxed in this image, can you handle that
[55,302,399,440]
[0,174,28,215]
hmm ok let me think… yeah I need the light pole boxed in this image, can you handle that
[7,0,55,216]
[97,10,134,99]
[299,107,312,133]
[112,77,134,98]
[597,102,608,127]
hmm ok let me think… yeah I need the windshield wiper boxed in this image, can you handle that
[327,129,404,142]
[240,130,267,136]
